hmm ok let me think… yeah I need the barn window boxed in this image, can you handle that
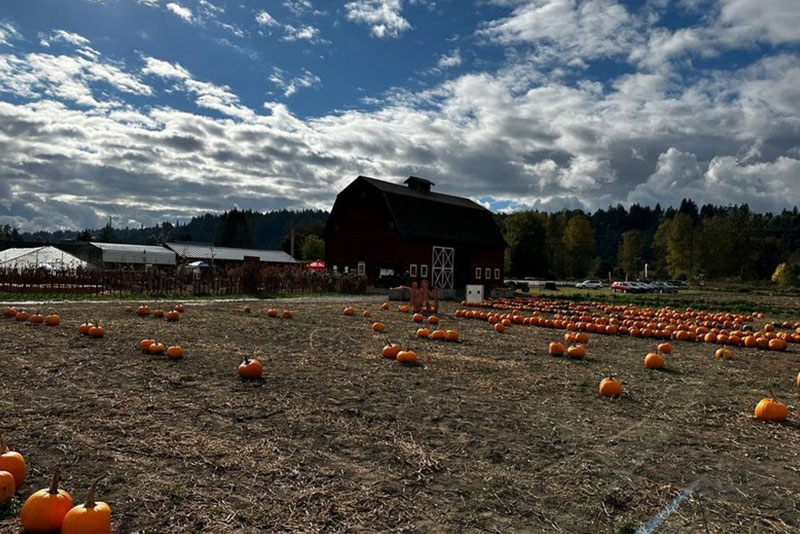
[420,264,428,278]
[409,264,417,277]
[494,268,500,280]
[475,267,481,279]
[358,261,365,276]
[485,267,491,279]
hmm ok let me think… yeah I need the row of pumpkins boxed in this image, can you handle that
[0,436,110,533]
[3,307,60,326]
[452,307,793,352]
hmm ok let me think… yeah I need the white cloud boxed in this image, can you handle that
[166,2,193,23]
[0,22,22,47]
[437,49,462,69]
[137,0,160,5]
[255,10,279,27]
[269,67,321,97]
[282,24,323,42]
[142,56,254,120]
[345,0,412,38]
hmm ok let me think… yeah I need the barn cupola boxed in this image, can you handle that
[405,176,434,193]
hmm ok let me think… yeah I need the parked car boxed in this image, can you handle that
[575,279,604,289]
[651,281,678,293]
[611,281,632,293]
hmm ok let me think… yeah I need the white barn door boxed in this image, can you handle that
[431,246,454,289]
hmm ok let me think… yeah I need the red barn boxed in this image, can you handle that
[323,176,506,295]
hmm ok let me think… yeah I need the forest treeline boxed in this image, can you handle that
[5,199,800,284]
[497,199,800,283]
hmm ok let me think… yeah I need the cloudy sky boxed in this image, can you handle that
[1,0,799,231]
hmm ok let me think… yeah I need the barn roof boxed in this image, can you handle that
[90,242,176,265]
[341,176,506,247]
[165,243,297,264]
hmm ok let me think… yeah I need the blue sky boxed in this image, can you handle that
[1,0,799,230]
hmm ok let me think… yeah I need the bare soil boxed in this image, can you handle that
[1,298,799,533]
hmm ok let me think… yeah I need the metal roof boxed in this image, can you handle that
[0,246,89,270]
[165,243,297,264]
[90,242,176,265]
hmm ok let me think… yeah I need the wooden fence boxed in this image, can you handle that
[0,266,366,296]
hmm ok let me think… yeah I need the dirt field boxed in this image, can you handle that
[1,297,799,533]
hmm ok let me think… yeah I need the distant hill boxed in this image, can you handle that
[18,209,330,251]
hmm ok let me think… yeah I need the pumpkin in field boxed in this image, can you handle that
[564,332,577,343]
[362,310,371,318]
[599,376,623,397]
[566,345,586,360]
[267,308,278,318]
[382,343,401,359]
[45,314,61,326]
[382,302,390,310]
[0,470,14,504]
[412,313,423,323]
[78,321,93,335]
[429,329,446,341]
[88,323,104,338]
[20,468,73,533]
[137,305,150,317]
[238,357,263,379]
[148,342,165,355]
[754,398,788,421]
[173,304,185,313]
[714,347,733,360]
[427,315,439,325]
[0,435,26,487]
[372,322,385,332]
[153,309,165,318]
[243,306,251,314]
[575,332,589,344]
[398,305,410,313]
[658,342,672,354]
[549,342,564,356]
[3,306,17,318]
[343,307,355,316]
[396,350,418,365]
[282,310,293,319]
[166,345,184,360]
[494,323,505,333]
[15,310,29,322]
[769,338,787,351]
[416,327,430,338]
[29,312,44,324]
[445,329,459,342]
[61,478,110,534]
[140,339,156,353]
[644,352,664,369]
[124,306,133,314]
[166,310,180,322]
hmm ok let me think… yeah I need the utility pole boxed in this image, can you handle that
[290,228,295,258]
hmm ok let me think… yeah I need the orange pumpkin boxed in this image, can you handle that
[88,324,104,338]
[548,342,564,356]
[137,305,150,317]
[166,310,180,322]
[382,302,390,310]
[412,313,424,323]
[15,310,30,322]
[657,342,672,354]
[153,309,165,318]
[45,314,61,326]
[173,304,185,313]
[282,310,293,319]
[445,329,459,342]
[769,338,787,351]
[427,315,440,325]
[362,310,371,318]
[3,306,17,318]
[238,357,263,379]
[494,323,505,333]
[148,342,166,355]
[599,376,623,397]
[29,312,44,324]
[267,308,278,318]
[166,345,184,360]
[754,398,788,421]
[140,339,156,353]
[428,329,446,340]
[398,305,410,313]
[566,345,586,359]
[644,352,664,369]
[343,307,355,316]
[382,343,401,359]
[0,435,26,487]
[124,306,133,314]
[396,350,418,365]
[714,347,733,360]
[78,321,93,335]
[372,322,385,332]
[20,468,74,533]
[416,327,430,338]
[795,371,800,387]
[60,478,111,534]
[0,470,14,504]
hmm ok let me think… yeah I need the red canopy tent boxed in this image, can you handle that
[305,259,326,271]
